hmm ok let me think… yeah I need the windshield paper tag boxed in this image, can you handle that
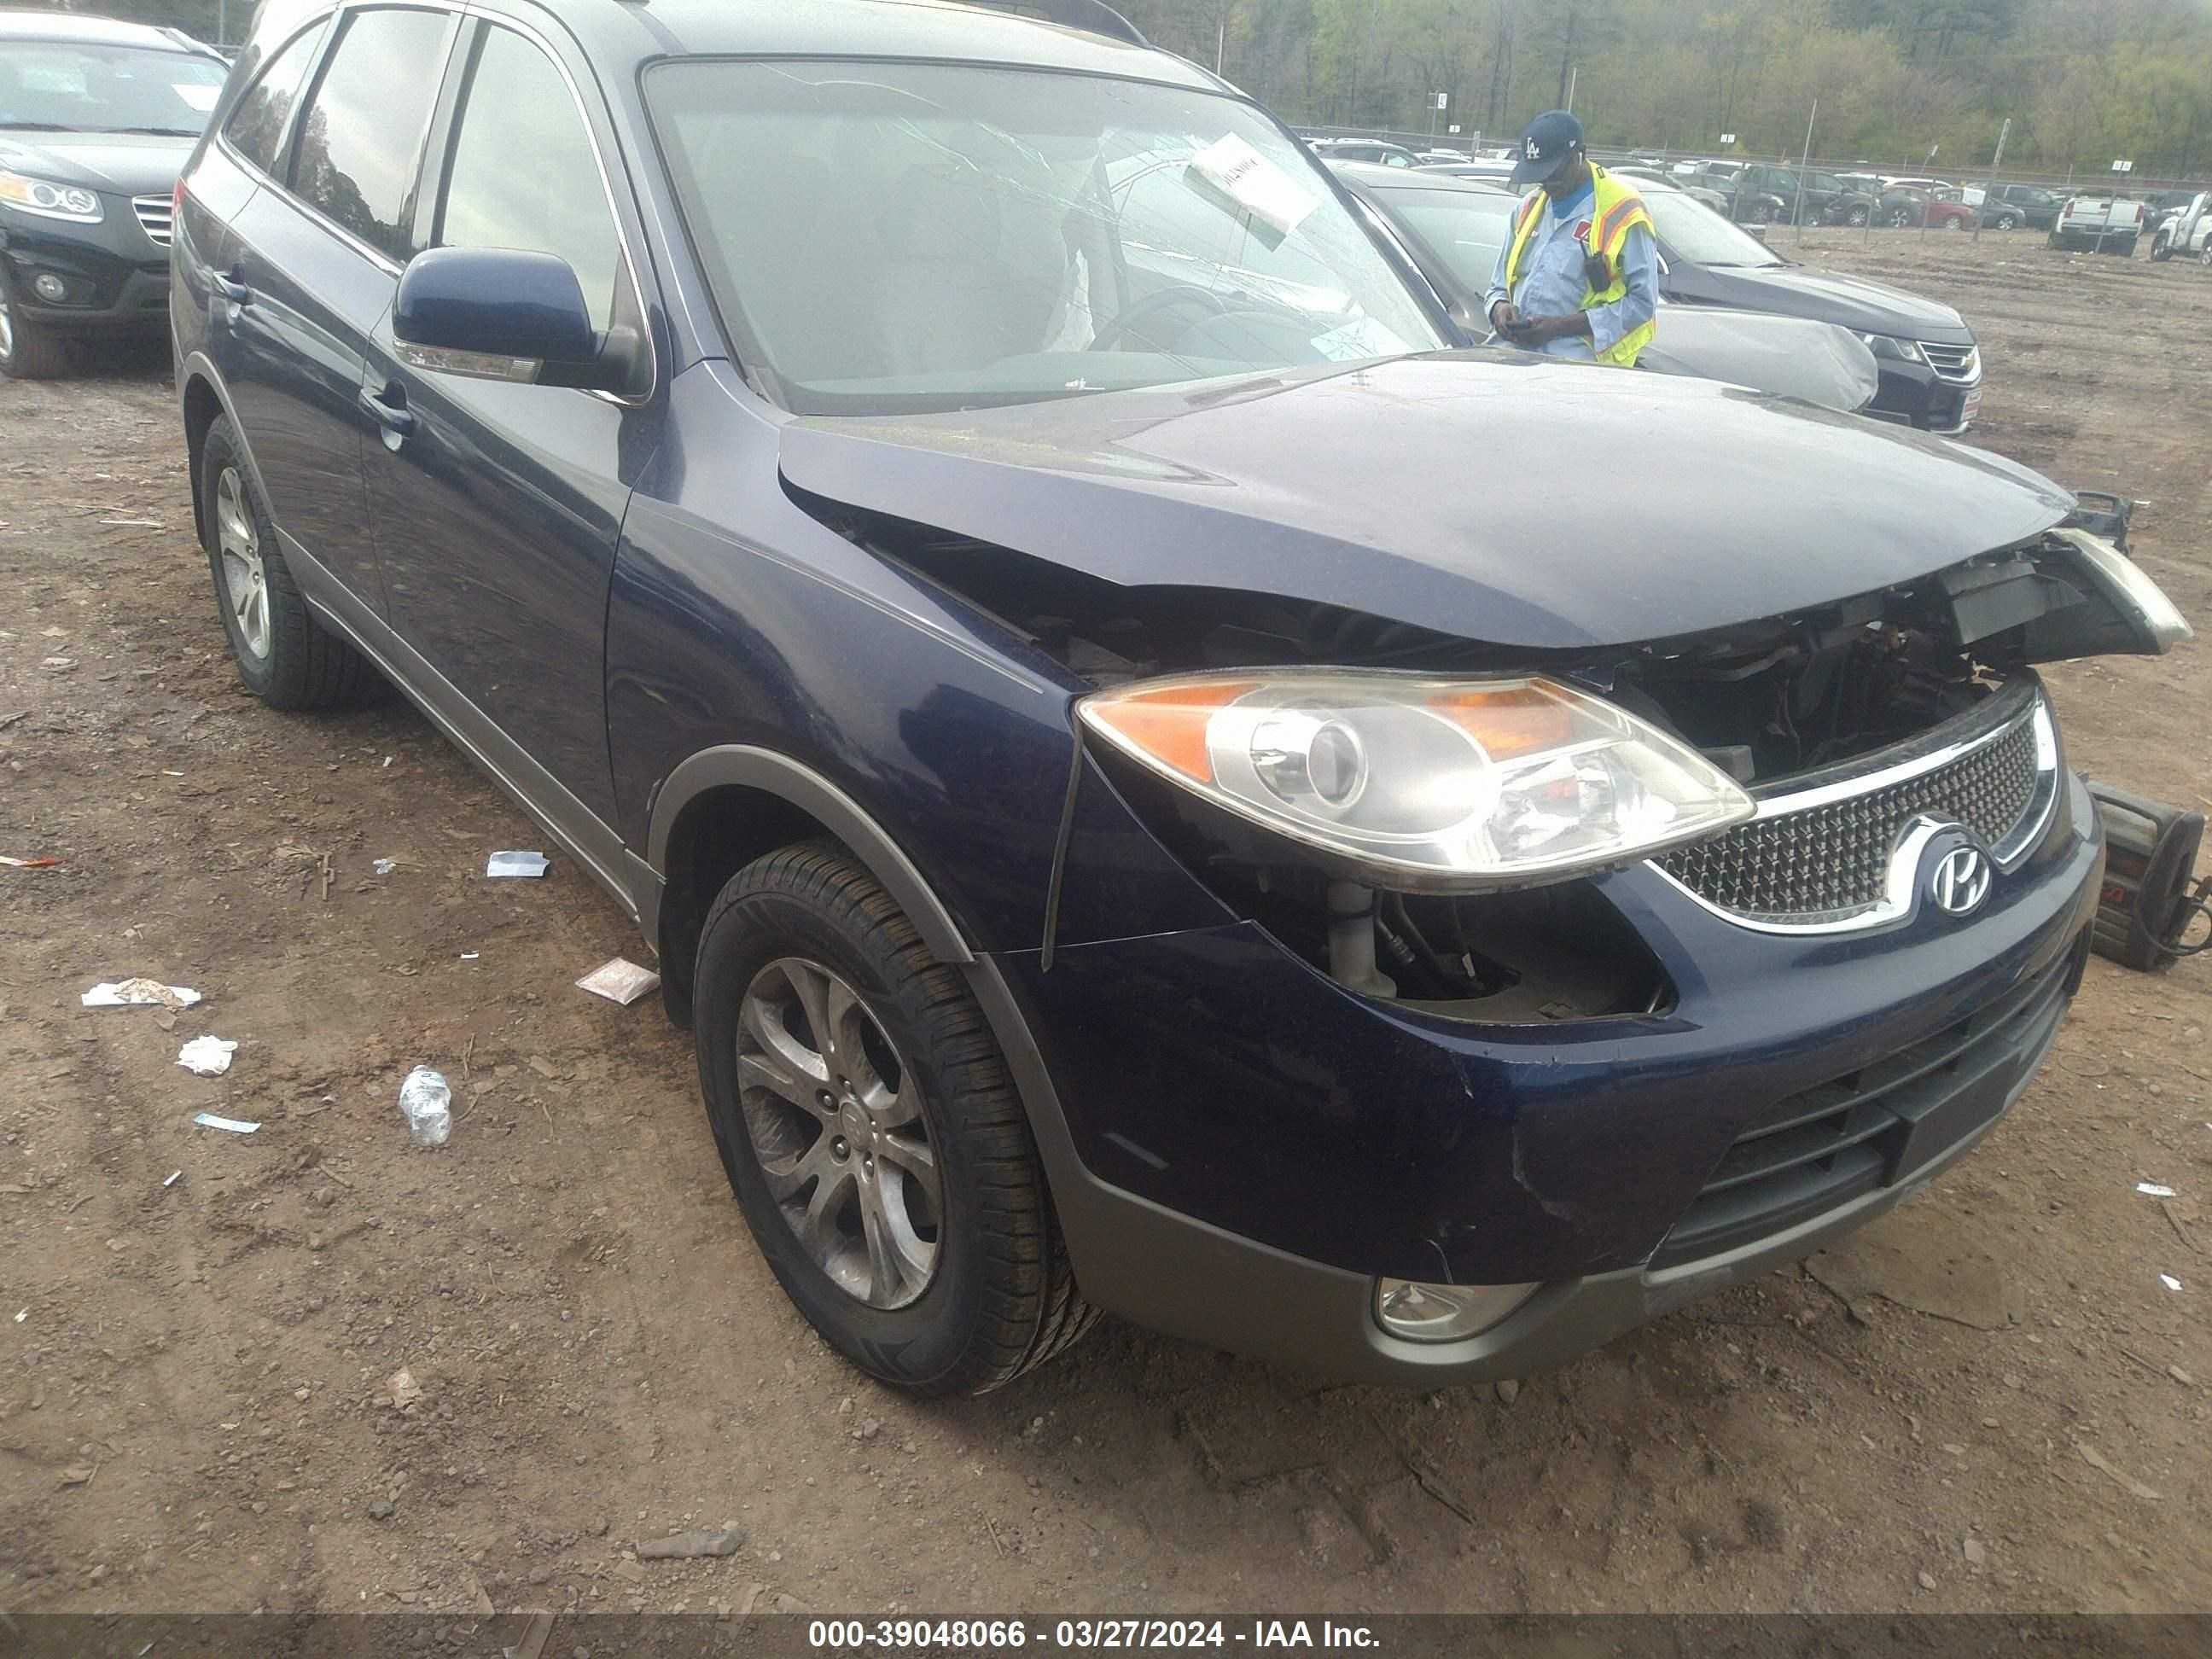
[1311,316,1410,362]
[1186,133,1316,239]
[174,83,220,111]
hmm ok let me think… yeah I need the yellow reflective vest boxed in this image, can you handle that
[1502,166,1656,368]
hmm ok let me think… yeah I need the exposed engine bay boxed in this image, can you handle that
[830,504,2110,786]
[817,498,2153,1020]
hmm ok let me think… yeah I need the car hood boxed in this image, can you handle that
[1686,261,1972,343]
[779,352,2075,652]
[0,131,195,197]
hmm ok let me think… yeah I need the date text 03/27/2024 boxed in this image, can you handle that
[807,1619,1382,1650]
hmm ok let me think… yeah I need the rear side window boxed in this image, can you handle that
[289,6,451,263]
[434,26,620,331]
[223,22,328,175]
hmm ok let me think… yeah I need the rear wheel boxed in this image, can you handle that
[199,416,375,709]
[694,841,1095,1395]
[2151,231,2174,261]
[2200,242,2212,267]
[0,268,79,380]
[1994,211,2020,231]
[1884,207,1913,229]
[1844,204,1870,227]
[1944,215,1965,231]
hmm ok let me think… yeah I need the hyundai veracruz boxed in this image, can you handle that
[171,0,2188,1394]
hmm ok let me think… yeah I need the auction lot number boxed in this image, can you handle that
[810,1619,1234,1649]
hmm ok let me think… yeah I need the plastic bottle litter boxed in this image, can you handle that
[399,1067,453,1148]
[485,851,550,879]
[373,859,397,876]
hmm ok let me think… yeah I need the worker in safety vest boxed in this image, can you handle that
[1483,110,1657,367]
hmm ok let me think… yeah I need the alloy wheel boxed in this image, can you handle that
[736,956,941,1309]
[0,284,14,361]
[214,465,271,660]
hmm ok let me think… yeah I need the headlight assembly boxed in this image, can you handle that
[1855,331,1924,364]
[0,170,103,224]
[1078,672,1755,889]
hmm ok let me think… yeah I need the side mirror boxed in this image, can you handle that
[393,247,624,390]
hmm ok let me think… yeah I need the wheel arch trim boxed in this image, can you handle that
[647,745,975,966]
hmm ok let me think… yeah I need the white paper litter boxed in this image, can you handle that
[486,851,550,879]
[2160,1274,2184,1292]
[192,1112,259,1134]
[373,859,397,876]
[2137,1183,2178,1198]
[576,958,661,1006]
[178,1036,238,1077]
[162,1171,183,1188]
[82,978,202,1010]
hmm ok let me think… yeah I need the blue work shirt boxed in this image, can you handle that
[1482,181,1658,360]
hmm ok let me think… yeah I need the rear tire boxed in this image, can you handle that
[198,416,376,710]
[2150,232,2174,261]
[0,269,80,380]
[1994,212,2020,231]
[694,841,1095,1395]
[1845,204,1870,227]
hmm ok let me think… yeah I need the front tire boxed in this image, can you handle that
[1995,212,2020,231]
[1845,204,1870,227]
[2150,232,2173,261]
[198,416,375,709]
[0,268,80,380]
[694,842,1095,1395]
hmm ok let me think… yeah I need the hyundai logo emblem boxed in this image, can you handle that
[1930,845,1993,917]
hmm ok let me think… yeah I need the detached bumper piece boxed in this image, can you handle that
[2086,780,2212,970]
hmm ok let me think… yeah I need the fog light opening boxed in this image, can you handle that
[32,271,69,303]
[1374,1277,1540,1343]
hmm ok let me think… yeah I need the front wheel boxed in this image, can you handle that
[694,842,1095,1395]
[1845,205,1870,227]
[2150,232,2174,261]
[1994,212,2020,231]
[0,268,80,380]
[1884,208,1913,229]
[2200,242,2212,267]
[1945,215,1966,231]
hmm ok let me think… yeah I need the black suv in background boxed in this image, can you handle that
[0,9,227,376]
[1732,163,1876,227]
[1976,183,2061,230]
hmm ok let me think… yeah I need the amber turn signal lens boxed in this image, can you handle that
[1427,685,1576,761]
[1078,679,1254,783]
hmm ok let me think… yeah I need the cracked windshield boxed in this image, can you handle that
[647,58,1443,412]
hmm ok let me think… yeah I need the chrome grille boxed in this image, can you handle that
[1656,711,2041,926]
[131,193,174,247]
[1918,340,1979,382]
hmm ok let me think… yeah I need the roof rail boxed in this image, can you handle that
[978,2,1149,49]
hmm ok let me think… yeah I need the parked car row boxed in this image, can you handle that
[2150,192,2212,264]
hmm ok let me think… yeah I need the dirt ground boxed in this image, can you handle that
[3,228,2210,1621]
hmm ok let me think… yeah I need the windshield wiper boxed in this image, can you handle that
[0,121,86,131]
[113,126,201,137]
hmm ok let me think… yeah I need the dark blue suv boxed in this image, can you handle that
[172,0,2186,1394]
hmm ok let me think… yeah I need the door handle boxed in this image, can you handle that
[358,386,416,439]
[216,275,252,307]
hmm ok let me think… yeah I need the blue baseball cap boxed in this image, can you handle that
[1511,109,1586,189]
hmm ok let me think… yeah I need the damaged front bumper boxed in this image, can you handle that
[975,764,2102,1385]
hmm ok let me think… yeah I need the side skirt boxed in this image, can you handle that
[276,527,660,936]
